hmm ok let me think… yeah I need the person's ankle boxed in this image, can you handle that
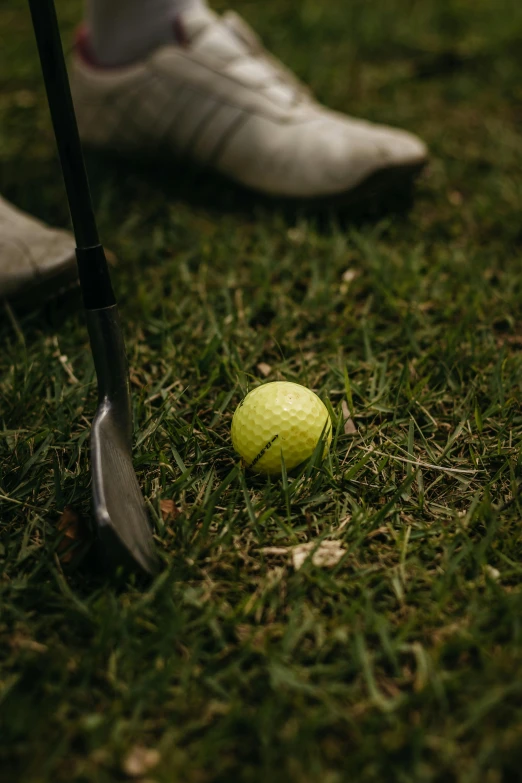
[85,0,207,67]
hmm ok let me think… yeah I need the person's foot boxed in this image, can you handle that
[71,7,427,201]
[0,195,76,300]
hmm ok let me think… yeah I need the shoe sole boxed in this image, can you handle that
[84,144,426,221]
[292,160,427,214]
[2,259,78,308]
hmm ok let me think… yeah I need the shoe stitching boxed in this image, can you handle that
[153,84,194,148]
[107,66,248,162]
[148,58,300,127]
[78,45,304,152]
[110,74,167,147]
[193,105,246,166]
[103,68,190,150]
[178,49,301,108]
[205,110,250,170]
[179,97,223,160]
[79,70,159,147]
[143,71,208,150]
[197,11,306,102]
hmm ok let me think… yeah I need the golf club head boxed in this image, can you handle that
[91,402,158,576]
[87,306,158,576]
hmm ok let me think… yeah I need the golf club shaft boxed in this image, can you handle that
[28,0,115,310]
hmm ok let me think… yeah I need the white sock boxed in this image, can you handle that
[85,0,207,66]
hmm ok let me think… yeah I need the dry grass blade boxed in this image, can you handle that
[342,399,357,434]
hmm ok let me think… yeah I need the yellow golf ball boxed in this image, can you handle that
[231,381,332,475]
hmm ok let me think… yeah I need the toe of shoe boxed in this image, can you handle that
[0,199,76,298]
[223,117,427,199]
[302,120,428,197]
[374,126,428,169]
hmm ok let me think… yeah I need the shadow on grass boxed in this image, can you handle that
[1,285,83,344]
[0,146,421,341]
[1,143,420,238]
[84,149,420,234]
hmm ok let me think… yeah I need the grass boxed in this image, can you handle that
[1,0,522,780]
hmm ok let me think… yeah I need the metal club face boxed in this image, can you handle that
[87,308,158,576]
[91,404,158,575]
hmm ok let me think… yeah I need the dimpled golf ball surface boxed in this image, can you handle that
[231,382,332,475]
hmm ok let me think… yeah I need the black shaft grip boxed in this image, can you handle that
[76,245,116,310]
[28,0,116,311]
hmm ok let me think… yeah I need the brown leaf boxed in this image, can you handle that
[9,631,47,654]
[160,499,179,523]
[261,542,347,571]
[129,372,144,388]
[287,226,307,245]
[292,540,347,571]
[336,515,351,532]
[257,362,272,377]
[341,268,358,283]
[122,746,160,778]
[341,400,357,435]
[366,526,389,540]
[57,506,90,564]
[260,547,288,556]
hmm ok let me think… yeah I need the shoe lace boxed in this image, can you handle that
[222,11,312,105]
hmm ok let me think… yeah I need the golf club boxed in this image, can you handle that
[28,0,158,576]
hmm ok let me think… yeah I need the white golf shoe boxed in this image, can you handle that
[0,195,76,300]
[71,7,427,200]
